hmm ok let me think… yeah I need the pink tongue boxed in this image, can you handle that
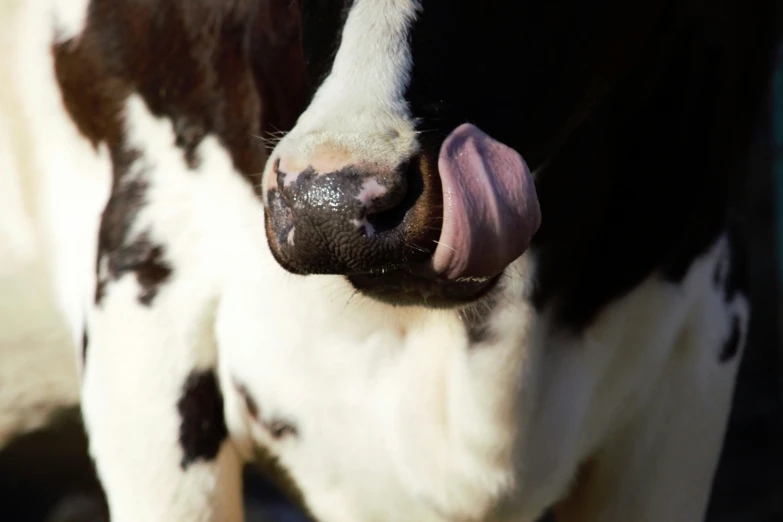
[433,123,541,280]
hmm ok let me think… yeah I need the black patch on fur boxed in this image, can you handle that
[719,314,742,363]
[81,328,88,363]
[94,175,173,306]
[710,228,750,370]
[52,0,305,183]
[234,380,298,440]
[721,228,749,303]
[711,229,750,306]
[536,509,557,522]
[234,380,309,515]
[89,160,173,307]
[94,280,106,305]
[298,0,781,328]
[299,0,356,100]
[53,0,307,307]
[460,287,503,345]
[266,420,298,440]
[235,381,261,420]
[133,243,174,305]
[712,252,726,288]
[177,370,228,470]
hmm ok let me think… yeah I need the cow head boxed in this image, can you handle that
[262,0,664,306]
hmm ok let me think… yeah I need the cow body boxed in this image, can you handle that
[1,0,781,521]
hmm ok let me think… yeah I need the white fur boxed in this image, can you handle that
[12,0,112,354]
[262,0,422,187]
[215,230,742,522]
[0,0,97,444]
[51,0,91,42]
[1,1,745,522]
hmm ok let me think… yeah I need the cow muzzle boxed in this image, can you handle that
[263,124,541,306]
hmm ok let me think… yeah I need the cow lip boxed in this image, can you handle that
[347,268,499,308]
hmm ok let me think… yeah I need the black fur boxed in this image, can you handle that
[296,0,782,330]
[720,315,743,363]
[177,370,228,470]
[81,328,88,364]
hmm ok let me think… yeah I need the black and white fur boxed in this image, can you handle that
[2,0,780,521]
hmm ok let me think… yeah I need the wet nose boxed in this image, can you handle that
[264,153,435,275]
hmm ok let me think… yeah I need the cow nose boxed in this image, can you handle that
[264,155,436,275]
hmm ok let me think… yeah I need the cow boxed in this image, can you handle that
[2,0,782,521]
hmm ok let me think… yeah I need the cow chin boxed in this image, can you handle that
[262,194,501,308]
[347,270,501,308]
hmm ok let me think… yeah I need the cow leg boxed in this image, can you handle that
[554,237,748,522]
[80,96,245,522]
[82,293,243,522]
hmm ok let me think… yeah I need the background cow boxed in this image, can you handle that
[1,0,782,521]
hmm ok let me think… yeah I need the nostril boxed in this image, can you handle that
[366,206,407,235]
[264,152,443,275]
[366,161,424,234]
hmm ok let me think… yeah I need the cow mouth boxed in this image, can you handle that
[263,123,540,307]
[348,123,541,307]
[348,270,499,308]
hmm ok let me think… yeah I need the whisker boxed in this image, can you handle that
[342,289,361,313]
[433,240,456,252]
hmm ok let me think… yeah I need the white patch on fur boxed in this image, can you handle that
[51,0,90,42]
[282,169,301,187]
[546,236,748,521]
[0,0,100,444]
[9,0,111,353]
[263,0,422,199]
[213,229,743,522]
[356,178,387,205]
